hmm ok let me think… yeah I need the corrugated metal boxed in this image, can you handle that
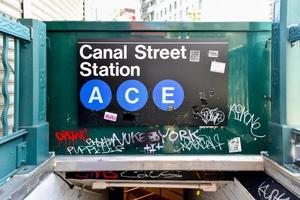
[23,0,84,20]
[0,0,22,19]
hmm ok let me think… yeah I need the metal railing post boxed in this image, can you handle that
[19,19,49,165]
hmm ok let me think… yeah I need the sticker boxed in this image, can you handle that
[189,50,201,62]
[228,137,242,153]
[208,50,219,58]
[210,61,226,73]
[104,111,118,122]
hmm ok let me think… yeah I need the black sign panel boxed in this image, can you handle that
[78,39,228,126]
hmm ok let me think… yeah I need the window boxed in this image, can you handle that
[169,4,172,12]
[160,10,163,17]
[150,12,154,20]
[179,10,182,20]
[174,13,177,20]
[174,1,177,9]
[198,0,202,9]
[165,7,167,15]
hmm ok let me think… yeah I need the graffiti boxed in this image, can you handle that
[66,171,235,181]
[147,131,162,142]
[55,128,90,144]
[68,171,119,180]
[193,107,225,125]
[238,172,298,200]
[66,131,154,155]
[199,126,218,130]
[229,103,265,138]
[120,171,182,179]
[170,132,224,152]
[65,128,225,155]
[144,143,164,154]
[258,181,291,200]
[55,103,267,154]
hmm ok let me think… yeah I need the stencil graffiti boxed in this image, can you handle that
[228,103,265,138]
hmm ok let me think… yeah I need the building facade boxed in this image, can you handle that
[141,0,201,21]
[140,0,272,21]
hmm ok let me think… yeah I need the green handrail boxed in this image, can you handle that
[0,16,30,137]
[1,34,10,136]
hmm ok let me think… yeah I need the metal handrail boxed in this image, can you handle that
[0,16,31,137]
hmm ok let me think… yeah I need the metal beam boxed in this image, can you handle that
[264,156,300,198]
[288,24,300,43]
[54,155,264,172]
[0,16,31,41]
[0,154,54,200]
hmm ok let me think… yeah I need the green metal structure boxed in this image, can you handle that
[0,1,300,196]
[46,22,271,155]
[269,0,300,165]
[0,18,49,184]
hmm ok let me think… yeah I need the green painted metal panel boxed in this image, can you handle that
[269,0,300,164]
[19,19,49,165]
[0,130,27,184]
[47,22,271,155]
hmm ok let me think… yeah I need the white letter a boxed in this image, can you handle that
[88,87,103,103]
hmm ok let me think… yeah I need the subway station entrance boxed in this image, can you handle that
[0,0,300,199]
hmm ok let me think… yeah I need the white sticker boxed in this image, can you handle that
[208,50,219,58]
[104,111,118,122]
[210,61,226,73]
[189,50,201,62]
[228,137,242,153]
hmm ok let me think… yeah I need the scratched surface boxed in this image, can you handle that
[47,22,271,155]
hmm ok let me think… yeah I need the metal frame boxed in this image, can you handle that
[0,16,49,184]
[0,15,31,184]
[54,155,264,171]
[270,0,300,164]
[288,24,300,43]
[0,153,54,200]
[264,155,300,198]
[0,16,31,41]
[92,180,223,190]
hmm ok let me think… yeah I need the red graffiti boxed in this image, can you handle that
[55,128,90,144]
[73,171,119,180]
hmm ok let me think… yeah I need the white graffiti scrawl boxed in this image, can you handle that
[193,107,225,125]
[229,103,265,138]
[65,128,225,155]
